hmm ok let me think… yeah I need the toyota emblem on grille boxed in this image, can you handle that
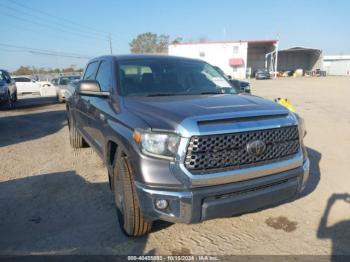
[246,140,266,156]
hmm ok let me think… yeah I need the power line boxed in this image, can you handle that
[0,9,109,43]
[0,43,92,59]
[1,19,108,51]
[29,51,90,59]
[1,1,111,40]
[7,0,121,41]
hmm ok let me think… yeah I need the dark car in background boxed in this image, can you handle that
[0,69,17,109]
[213,66,251,93]
[229,78,251,93]
[255,69,271,80]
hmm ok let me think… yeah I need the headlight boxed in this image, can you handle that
[133,130,180,159]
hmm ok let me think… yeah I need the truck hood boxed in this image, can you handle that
[123,94,291,134]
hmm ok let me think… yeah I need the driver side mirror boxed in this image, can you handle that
[242,86,251,94]
[77,80,109,97]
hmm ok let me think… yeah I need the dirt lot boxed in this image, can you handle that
[0,77,349,256]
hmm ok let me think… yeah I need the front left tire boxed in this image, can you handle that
[112,153,152,237]
[68,112,84,148]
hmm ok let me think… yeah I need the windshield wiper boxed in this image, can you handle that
[198,91,222,95]
[146,91,223,97]
[146,93,180,97]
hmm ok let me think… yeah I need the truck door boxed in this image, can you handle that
[86,59,113,154]
[74,61,99,144]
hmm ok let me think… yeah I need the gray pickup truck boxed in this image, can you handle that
[66,55,310,236]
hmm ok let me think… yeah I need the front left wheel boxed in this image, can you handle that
[68,112,84,148]
[112,153,152,237]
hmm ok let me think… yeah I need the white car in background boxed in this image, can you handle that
[12,77,56,97]
[36,80,56,96]
[12,76,41,95]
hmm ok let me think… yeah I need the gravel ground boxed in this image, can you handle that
[0,77,349,256]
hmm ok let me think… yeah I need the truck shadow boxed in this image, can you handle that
[317,193,350,257]
[0,96,60,111]
[298,147,321,198]
[0,171,149,255]
[0,110,66,148]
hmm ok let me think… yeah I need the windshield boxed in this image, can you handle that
[59,76,80,85]
[118,58,237,97]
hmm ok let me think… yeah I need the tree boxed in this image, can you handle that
[62,67,75,73]
[171,37,183,45]
[130,32,159,54]
[156,34,170,53]
[129,33,182,54]
[12,66,33,76]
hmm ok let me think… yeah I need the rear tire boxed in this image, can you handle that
[7,92,15,109]
[13,91,17,102]
[68,113,84,148]
[113,153,152,237]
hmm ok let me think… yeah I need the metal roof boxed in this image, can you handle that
[169,40,278,46]
[279,47,322,53]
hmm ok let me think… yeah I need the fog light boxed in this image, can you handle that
[155,199,168,210]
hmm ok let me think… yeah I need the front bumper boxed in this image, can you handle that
[135,158,310,223]
[58,89,66,98]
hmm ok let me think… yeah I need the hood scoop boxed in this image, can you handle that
[197,113,288,126]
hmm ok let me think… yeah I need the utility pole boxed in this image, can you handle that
[57,48,61,74]
[109,33,113,55]
[274,40,279,79]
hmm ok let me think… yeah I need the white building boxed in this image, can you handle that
[323,55,350,76]
[168,40,278,79]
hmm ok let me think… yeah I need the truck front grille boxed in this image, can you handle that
[185,126,300,174]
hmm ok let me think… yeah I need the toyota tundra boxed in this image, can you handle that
[66,55,310,236]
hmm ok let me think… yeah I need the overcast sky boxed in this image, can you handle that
[0,0,349,71]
